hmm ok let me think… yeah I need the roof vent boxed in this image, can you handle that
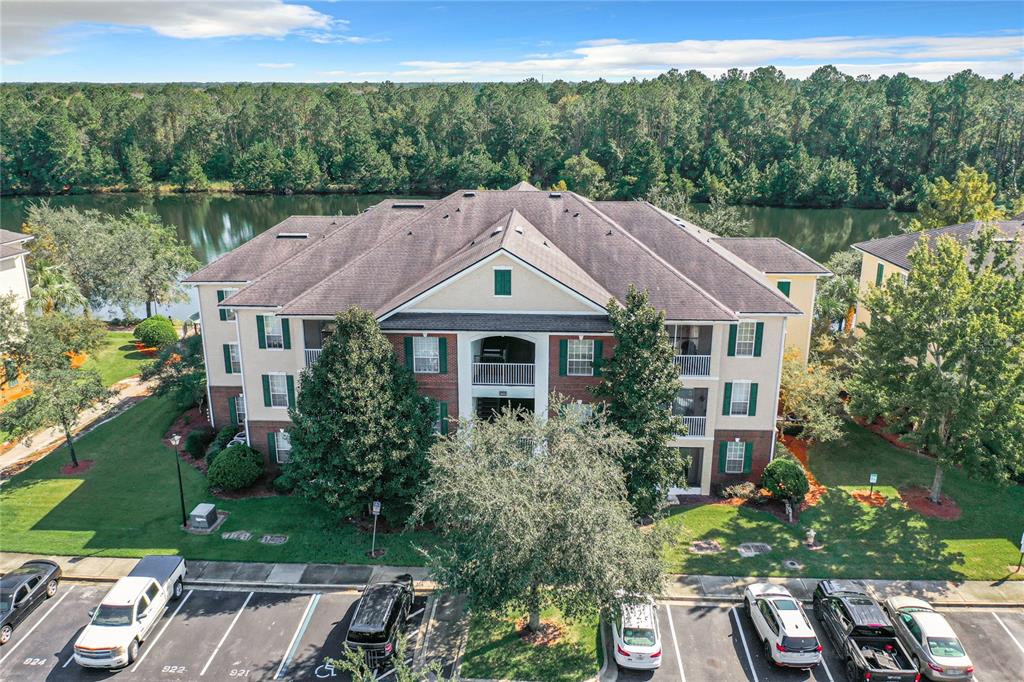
[463,191,476,197]
[549,192,562,198]
[277,232,309,239]
[393,203,425,209]
[491,226,505,236]
[443,214,450,219]
[573,212,580,218]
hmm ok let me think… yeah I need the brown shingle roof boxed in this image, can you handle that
[852,219,1024,271]
[712,237,831,275]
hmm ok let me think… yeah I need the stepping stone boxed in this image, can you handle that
[222,530,252,541]
[737,542,772,558]
[259,534,288,545]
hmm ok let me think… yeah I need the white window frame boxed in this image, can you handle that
[263,315,284,350]
[268,373,289,408]
[234,395,246,425]
[220,289,238,321]
[567,339,595,376]
[274,430,292,464]
[726,441,745,474]
[493,265,512,297]
[227,343,241,374]
[413,336,440,374]
[730,380,752,416]
[735,321,756,357]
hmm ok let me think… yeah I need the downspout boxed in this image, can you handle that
[770,316,789,463]
[234,311,251,447]
[195,286,214,424]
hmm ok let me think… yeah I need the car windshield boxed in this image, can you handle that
[623,627,657,647]
[927,637,966,658]
[91,604,133,626]
[774,599,799,611]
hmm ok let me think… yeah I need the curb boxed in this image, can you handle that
[658,595,1024,609]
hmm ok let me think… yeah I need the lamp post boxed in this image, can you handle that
[169,434,188,529]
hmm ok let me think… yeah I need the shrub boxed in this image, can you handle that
[273,473,295,495]
[184,428,214,459]
[207,444,264,491]
[134,315,178,349]
[206,426,236,459]
[761,457,810,502]
[717,481,757,500]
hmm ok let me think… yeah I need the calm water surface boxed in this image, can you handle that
[0,192,909,317]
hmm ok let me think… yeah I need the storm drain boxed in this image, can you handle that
[260,534,288,545]
[783,559,804,571]
[737,542,772,558]
[222,530,252,541]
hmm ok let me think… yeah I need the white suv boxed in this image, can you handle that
[743,583,822,670]
[611,596,662,671]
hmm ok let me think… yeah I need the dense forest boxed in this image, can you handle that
[2,67,1022,208]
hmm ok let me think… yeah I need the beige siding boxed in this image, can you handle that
[767,274,816,363]
[854,252,908,333]
[0,254,31,312]
[408,253,600,313]
[197,285,243,389]
[235,308,306,423]
[715,316,785,433]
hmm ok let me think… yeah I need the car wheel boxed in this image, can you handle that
[912,656,921,673]
[172,578,183,600]
[844,659,858,682]
[0,624,12,645]
[46,579,58,598]
[744,598,751,617]
[127,639,139,664]
[763,638,775,665]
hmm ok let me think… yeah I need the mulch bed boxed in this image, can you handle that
[162,406,212,452]
[851,489,887,507]
[516,618,565,646]
[60,460,95,474]
[899,486,962,520]
[852,416,921,453]
[781,435,827,507]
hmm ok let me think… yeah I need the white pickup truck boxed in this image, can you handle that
[74,555,186,668]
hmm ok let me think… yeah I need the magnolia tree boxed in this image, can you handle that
[413,396,663,633]
[849,227,1024,502]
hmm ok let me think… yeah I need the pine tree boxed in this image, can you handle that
[170,150,209,192]
[593,286,684,518]
[287,307,436,523]
[908,166,1006,232]
[123,144,152,191]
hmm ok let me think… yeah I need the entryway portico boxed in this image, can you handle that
[458,330,550,419]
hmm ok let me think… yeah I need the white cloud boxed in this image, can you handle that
[258,62,296,69]
[2,0,335,64]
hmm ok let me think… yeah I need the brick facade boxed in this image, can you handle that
[209,385,243,431]
[709,429,775,487]
[387,332,460,427]
[248,419,293,472]
[547,335,616,404]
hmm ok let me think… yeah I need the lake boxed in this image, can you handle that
[0,192,909,318]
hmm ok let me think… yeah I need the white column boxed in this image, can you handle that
[457,332,473,421]
[533,333,550,417]
[700,444,713,495]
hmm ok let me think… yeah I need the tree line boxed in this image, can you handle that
[2,67,1022,208]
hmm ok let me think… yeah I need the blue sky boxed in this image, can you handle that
[3,1,1022,82]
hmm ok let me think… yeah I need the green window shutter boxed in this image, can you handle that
[753,322,764,357]
[722,382,733,415]
[748,383,758,416]
[223,344,233,374]
[228,397,237,426]
[777,281,791,297]
[558,339,568,376]
[440,401,449,435]
[875,262,884,286]
[727,324,737,356]
[257,315,267,349]
[267,432,276,461]
[494,269,511,296]
[404,337,414,371]
[743,442,753,473]
[282,319,291,350]
[262,375,271,407]
[593,340,604,376]
[718,442,728,473]
[217,290,227,321]
[286,375,296,408]
[438,338,448,374]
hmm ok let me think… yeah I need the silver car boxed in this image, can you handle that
[883,596,974,681]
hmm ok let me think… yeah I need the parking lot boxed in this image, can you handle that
[0,583,442,681]
[619,602,1024,682]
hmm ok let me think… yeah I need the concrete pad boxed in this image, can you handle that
[956,579,1019,604]
[185,560,209,580]
[63,556,118,577]
[267,562,306,584]
[332,564,374,585]
[662,574,705,599]
[300,563,343,585]
[696,574,746,598]
[196,560,241,580]
[232,561,273,582]
[758,576,814,600]
[370,564,431,584]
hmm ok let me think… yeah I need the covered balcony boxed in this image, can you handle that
[667,324,713,377]
[672,387,709,438]
[302,319,335,367]
[471,336,535,386]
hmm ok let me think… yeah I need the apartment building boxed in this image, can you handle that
[1,228,34,406]
[186,184,829,495]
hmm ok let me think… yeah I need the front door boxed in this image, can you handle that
[686,448,703,487]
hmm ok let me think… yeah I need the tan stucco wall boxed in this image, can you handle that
[197,284,243,389]
[855,252,908,333]
[767,274,817,363]
[408,253,600,313]
[235,308,306,423]
[0,254,31,312]
[715,316,786,434]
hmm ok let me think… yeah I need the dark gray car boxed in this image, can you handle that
[0,560,62,645]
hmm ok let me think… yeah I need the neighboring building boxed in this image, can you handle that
[186,185,828,495]
[1,229,34,407]
[852,213,1024,330]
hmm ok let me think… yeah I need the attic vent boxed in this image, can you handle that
[463,191,476,197]
[514,226,524,234]
[549,192,562,198]
[277,232,309,239]
[573,212,580,218]
[491,226,505,236]
[393,203,425,209]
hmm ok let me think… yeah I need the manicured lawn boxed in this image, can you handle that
[460,608,601,682]
[81,330,150,386]
[0,395,434,566]
[659,421,1024,581]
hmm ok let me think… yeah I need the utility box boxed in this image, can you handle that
[189,503,218,530]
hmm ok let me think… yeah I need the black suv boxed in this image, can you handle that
[344,574,415,668]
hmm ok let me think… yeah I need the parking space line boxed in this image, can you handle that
[274,592,321,680]
[62,655,74,668]
[663,604,686,682]
[992,612,1024,656]
[820,654,836,682]
[730,607,759,682]
[0,585,75,664]
[131,589,193,672]
[200,590,253,676]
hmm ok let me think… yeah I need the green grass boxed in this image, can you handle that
[460,608,601,682]
[659,421,1024,581]
[0,395,435,565]
[81,331,150,387]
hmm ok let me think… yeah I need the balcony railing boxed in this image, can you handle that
[679,416,707,438]
[673,354,712,377]
[472,362,535,386]
[304,348,322,367]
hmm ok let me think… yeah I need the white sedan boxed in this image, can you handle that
[743,583,822,669]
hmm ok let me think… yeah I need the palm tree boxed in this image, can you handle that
[27,258,86,314]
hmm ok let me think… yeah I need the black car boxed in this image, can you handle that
[344,574,415,668]
[0,560,62,645]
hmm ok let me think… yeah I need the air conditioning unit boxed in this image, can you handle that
[190,503,218,530]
